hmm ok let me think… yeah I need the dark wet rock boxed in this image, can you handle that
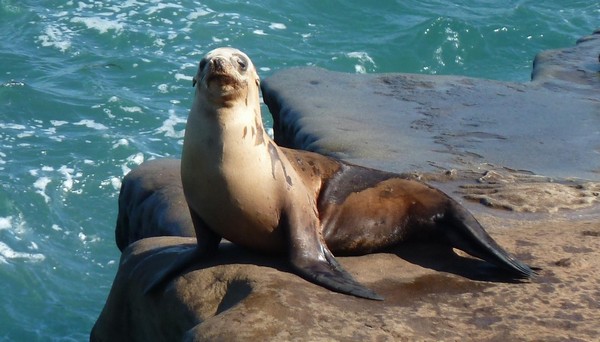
[115,159,194,251]
[531,28,600,93]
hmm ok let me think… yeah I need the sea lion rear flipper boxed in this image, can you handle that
[285,208,383,301]
[441,201,536,278]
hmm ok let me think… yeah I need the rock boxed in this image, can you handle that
[262,30,600,181]
[115,159,195,251]
[531,28,600,93]
[93,219,600,341]
[93,30,600,341]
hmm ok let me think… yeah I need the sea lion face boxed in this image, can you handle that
[193,47,259,104]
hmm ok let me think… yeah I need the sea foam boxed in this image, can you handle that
[70,16,124,34]
[0,241,45,264]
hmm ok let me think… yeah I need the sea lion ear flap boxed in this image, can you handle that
[192,77,197,87]
[255,76,260,88]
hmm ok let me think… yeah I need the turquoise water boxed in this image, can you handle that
[0,1,597,340]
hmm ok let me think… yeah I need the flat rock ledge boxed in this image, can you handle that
[92,30,600,341]
[262,29,600,182]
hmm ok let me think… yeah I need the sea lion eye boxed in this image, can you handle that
[237,58,247,71]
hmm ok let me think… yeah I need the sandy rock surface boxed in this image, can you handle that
[93,216,599,341]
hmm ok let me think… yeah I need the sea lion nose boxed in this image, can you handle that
[211,57,226,72]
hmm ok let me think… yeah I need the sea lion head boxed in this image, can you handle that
[192,47,259,106]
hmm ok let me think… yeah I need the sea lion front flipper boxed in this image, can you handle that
[285,206,383,301]
[141,209,221,294]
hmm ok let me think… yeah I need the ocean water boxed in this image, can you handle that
[0,1,597,340]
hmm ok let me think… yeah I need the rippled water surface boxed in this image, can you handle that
[0,1,597,340]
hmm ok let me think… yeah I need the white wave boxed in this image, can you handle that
[0,214,26,235]
[155,110,186,138]
[100,176,122,190]
[112,138,129,149]
[187,8,212,20]
[157,84,169,93]
[103,108,115,119]
[58,165,77,192]
[78,232,100,245]
[354,65,366,74]
[175,73,193,82]
[38,24,72,52]
[269,22,287,30]
[73,119,108,130]
[50,120,68,127]
[120,106,143,113]
[33,177,52,203]
[0,217,11,230]
[346,51,376,74]
[70,16,124,34]
[0,123,26,130]
[347,51,376,65]
[0,241,45,264]
[43,127,56,135]
[110,176,122,190]
[146,2,183,15]
[129,152,144,164]
[180,62,196,70]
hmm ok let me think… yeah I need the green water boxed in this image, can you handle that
[0,0,597,340]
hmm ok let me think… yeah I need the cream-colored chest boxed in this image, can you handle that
[181,106,289,237]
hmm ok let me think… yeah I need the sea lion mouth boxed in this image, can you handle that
[202,57,242,90]
[203,73,244,98]
[205,72,238,87]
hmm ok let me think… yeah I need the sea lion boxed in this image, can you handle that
[145,47,534,300]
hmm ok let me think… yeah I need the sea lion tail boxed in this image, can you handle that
[441,201,536,278]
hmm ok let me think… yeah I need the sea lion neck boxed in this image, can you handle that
[196,81,249,108]
[193,90,259,127]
